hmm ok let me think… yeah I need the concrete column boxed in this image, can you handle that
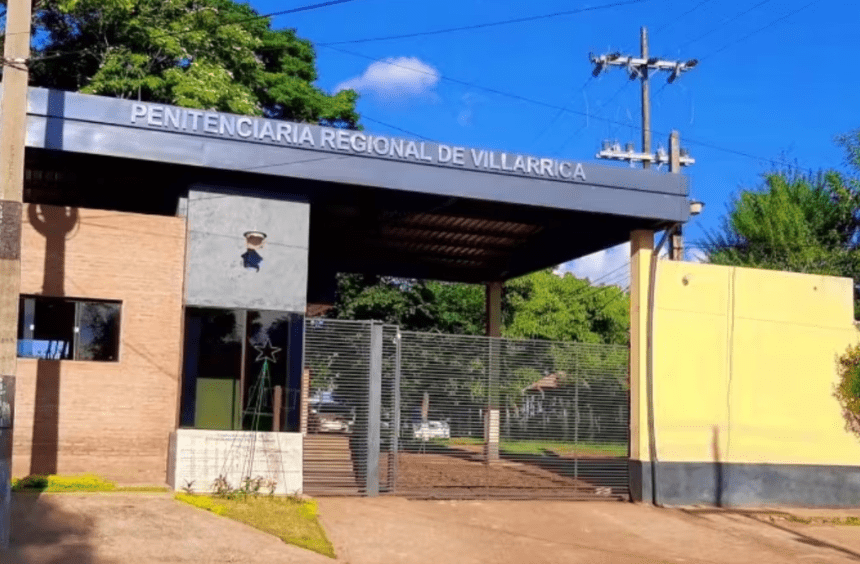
[629,230,653,500]
[485,281,502,462]
[485,281,502,338]
[272,385,283,432]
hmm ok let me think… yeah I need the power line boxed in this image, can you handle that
[318,0,650,46]
[553,82,630,155]
[530,77,594,146]
[31,0,360,62]
[699,0,822,61]
[322,43,817,174]
[361,116,436,141]
[675,0,775,50]
[652,0,715,35]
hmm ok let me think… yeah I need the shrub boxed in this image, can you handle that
[836,343,860,435]
[11,474,168,493]
[12,474,116,492]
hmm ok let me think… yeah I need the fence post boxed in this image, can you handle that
[367,323,383,496]
[389,328,401,493]
[485,338,500,463]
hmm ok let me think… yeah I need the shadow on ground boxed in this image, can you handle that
[1,492,98,564]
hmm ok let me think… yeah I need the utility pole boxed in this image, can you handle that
[590,26,697,259]
[0,0,33,550]
[669,130,684,260]
[640,27,650,170]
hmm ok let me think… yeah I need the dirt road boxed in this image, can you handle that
[2,492,333,564]
[318,497,860,564]
[5,492,860,563]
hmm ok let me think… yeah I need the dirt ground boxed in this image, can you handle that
[317,497,860,564]
[1,492,333,564]
[391,452,618,498]
[383,449,627,499]
[5,492,860,563]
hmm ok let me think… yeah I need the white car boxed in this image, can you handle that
[412,421,450,440]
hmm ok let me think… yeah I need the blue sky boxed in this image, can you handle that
[252,0,858,287]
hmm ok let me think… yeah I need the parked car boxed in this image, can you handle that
[310,401,354,434]
[412,420,450,440]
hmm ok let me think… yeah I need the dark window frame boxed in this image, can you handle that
[17,295,122,362]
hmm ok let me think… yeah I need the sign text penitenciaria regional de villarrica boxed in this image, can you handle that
[131,103,587,182]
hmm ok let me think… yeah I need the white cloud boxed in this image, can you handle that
[556,243,632,289]
[457,92,481,127]
[688,247,708,263]
[335,57,440,99]
[457,108,473,127]
[555,239,675,289]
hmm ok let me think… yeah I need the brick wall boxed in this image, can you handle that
[15,204,186,484]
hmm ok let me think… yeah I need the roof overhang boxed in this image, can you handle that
[22,87,691,285]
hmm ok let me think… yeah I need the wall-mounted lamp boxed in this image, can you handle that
[242,230,267,271]
[689,200,705,216]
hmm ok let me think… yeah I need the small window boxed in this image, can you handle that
[17,296,121,362]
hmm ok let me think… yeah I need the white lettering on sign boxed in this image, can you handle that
[128,103,588,183]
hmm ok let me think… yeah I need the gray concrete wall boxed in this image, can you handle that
[185,189,308,313]
[630,460,860,507]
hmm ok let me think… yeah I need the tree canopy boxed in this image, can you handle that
[328,269,630,345]
[502,270,629,344]
[703,133,860,313]
[6,0,358,125]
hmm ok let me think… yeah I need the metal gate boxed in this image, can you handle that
[302,319,397,495]
[303,319,629,500]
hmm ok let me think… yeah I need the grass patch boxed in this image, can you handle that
[12,474,169,493]
[767,514,860,527]
[437,437,627,457]
[175,494,335,558]
[13,474,116,492]
[115,485,171,493]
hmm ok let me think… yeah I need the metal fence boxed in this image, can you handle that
[303,318,629,500]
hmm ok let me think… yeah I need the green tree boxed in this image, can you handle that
[329,274,483,335]
[502,269,630,345]
[330,269,630,344]
[9,0,358,125]
[703,167,860,314]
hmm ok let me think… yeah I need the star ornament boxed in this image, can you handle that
[253,338,281,363]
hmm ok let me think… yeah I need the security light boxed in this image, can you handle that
[244,231,267,250]
[689,200,704,216]
[242,231,267,271]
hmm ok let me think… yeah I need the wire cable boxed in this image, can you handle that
[652,0,715,35]
[32,0,360,62]
[699,0,822,61]
[675,0,775,49]
[318,0,650,46]
[323,43,816,173]
[530,77,594,146]
[361,116,436,141]
[553,82,630,155]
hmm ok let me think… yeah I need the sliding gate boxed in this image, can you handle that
[303,319,629,500]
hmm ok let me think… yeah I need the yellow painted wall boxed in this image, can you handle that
[636,260,860,466]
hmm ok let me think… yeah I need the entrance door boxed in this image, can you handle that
[179,307,304,432]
